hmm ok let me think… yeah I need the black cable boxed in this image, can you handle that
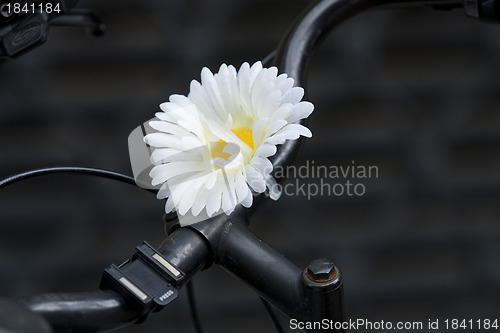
[260,297,285,333]
[0,166,155,194]
[186,280,203,333]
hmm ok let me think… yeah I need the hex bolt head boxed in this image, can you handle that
[306,258,337,282]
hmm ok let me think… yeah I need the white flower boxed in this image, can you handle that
[144,61,313,224]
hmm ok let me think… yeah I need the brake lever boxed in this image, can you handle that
[50,9,106,37]
[0,1,103,59]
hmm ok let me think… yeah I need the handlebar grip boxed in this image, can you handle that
[16,291,136,333]
[15,226,211,332]
[0,297,53,333]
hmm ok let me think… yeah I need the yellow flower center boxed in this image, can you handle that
[208,126,254,161]
[231,126,254,150]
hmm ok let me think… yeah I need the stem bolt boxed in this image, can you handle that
[306,258,338,283]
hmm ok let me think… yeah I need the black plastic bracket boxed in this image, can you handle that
[100,242,184,314]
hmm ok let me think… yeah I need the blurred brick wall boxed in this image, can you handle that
[1,1,500,332]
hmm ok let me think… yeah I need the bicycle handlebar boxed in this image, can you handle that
[11,0,481,332]
[270,0,463,178]
[274,0,463,88]
[17,224,212,332]
[17,291,136,333]
[17,211,344,332]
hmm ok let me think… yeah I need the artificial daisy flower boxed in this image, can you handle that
[144,61,313,225]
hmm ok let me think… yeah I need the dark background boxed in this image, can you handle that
[1,1,500,332]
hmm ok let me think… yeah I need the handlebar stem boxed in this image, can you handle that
[188,209,345,331]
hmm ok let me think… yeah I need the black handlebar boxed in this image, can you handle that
[16,211,340,332]
[270,0,463,179]
[17,291,136,333]
[16,224,212,332]
[9,0,481,332]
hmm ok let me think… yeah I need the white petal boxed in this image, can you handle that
[149,120,194,138]
[221,172,237,215]
[265,124,312,145]
[155,111,178,123]
[279,123,313,139]
[191,187,209,216]
[282,86,304,104]
[144,133,187,150]
[287,101,314,124]
[157,183,171,199]
[159,101,187,113]
[169,94,194,106]
[269,104,292,125]
[248,61,263,85]
[225,113,233,129]
[177,119,205,141]
[150,162,204,186]
[245,165,266,193]
[164,196,176,213]
[275,74,294,96]
[188,79,217,117]
[215,64,239,114]
[254,143,277,158]
[251,156,273,175]
[151,148,200,164]
[252,118,268,149]
[201,67,228,120]
[156,104,206,139]
[235,170,250,203]
[251,77,274,119]
[266,133,286,145]
[181,136,204,149]
[265,119,287,137]
[237,62,252,112]
[241,189,253,208]
[204,171,218,190]
[258,90,281,119]
[206,181,223,217]
[177,181,199,215]
[169,181,191,211]
[222,193,235,214]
